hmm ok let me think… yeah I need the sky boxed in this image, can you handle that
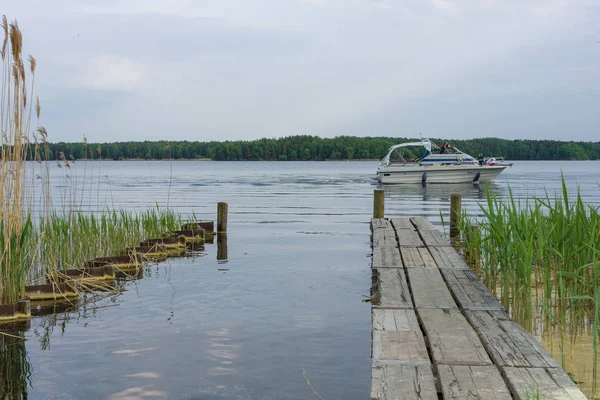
[2,0,599,142]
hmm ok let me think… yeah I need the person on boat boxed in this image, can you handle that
[421,147,430,159]
[440,141,451,154]
[478,153,485,165]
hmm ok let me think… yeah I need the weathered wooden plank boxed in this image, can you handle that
[372,221,402,268]
[410,218,437,231]
[400,247,436,268]
[371,218,388,231]
[391,218,416,231]
[429,246,470,270]
[372,309,429,362]
[464,310,559,368]
[372,228,383,246]
[372,221,396,248]
[373,308,421,331]
[407,269,456,309]
[371,363,438,400]
[373,242,402,268]
[437,365,512,400]
[372,269,413,308]
[503,367,587,400]
[440,269,504,310]
[395,229,424,247]
[418,309,491,365]
[419,229,451,247]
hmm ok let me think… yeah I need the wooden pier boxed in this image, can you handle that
[370,217,587,400]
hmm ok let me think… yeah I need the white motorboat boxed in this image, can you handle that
[376,139,510,184]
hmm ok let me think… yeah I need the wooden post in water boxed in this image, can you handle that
[217,202,228,234]
[373,189,384,218]
[450,193,462,246]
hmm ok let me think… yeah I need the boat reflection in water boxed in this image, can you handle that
[377,181,504,227]
[380,181,503,202]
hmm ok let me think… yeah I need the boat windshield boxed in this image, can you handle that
[380,140,438,167]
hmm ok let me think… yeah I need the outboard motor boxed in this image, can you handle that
[473,171,481,183]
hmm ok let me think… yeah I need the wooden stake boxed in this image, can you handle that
[217,202,228,234]
[373,189,385,219]
[450,194,462,246]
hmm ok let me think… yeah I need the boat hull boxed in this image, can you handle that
[377,165,507,184]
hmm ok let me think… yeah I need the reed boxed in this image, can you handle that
[458,177,600,396]
[0,16,49,305]
[35,207,182,275]
[0,16,184,302]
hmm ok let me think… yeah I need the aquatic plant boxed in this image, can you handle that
[35,207,182,276]
[0,16,49,305]
[458,177,600,395]
[0,15,184,302]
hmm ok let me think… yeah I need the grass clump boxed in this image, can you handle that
[458,176,600,395]
[36,207,181,275]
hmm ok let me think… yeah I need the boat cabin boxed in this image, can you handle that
[380,139,477,169]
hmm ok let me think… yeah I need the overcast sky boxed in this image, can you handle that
[3,0,599,142]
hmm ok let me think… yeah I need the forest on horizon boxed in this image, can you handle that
[42,135,600,161]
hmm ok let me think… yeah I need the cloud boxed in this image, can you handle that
[297,0,324,4]
[373,1,393,9]
[78,55,144,92]
[431,0,457,14]
[4,0,600,142]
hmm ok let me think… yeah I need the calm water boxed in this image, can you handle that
[3,160,600,399]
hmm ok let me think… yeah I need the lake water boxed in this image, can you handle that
[3,160,600,399]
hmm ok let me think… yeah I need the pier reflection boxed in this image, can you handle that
[0,283,130,398]
[217,233,228,262]
[0,327,31,399]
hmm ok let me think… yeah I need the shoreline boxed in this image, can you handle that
[69,158,383,162]
[61,158,599,162]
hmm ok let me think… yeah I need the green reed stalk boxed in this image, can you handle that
[36,207,182,272]
[458,176,600,397]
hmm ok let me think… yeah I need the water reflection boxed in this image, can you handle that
[217,234,228,262]
[0,281,134,397]
[0,329,32,399]
[380,181,502,202]
[108,384,168,400]
[207,328,238,376]
[378,182,504,228]
[0,239,222,398]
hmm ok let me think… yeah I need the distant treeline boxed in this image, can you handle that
[40,136,600,161]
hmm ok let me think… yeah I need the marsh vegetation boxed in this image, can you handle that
[458,178,600,396]
[0,16,184,318]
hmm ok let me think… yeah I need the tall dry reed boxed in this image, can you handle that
[0,16,49,305]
